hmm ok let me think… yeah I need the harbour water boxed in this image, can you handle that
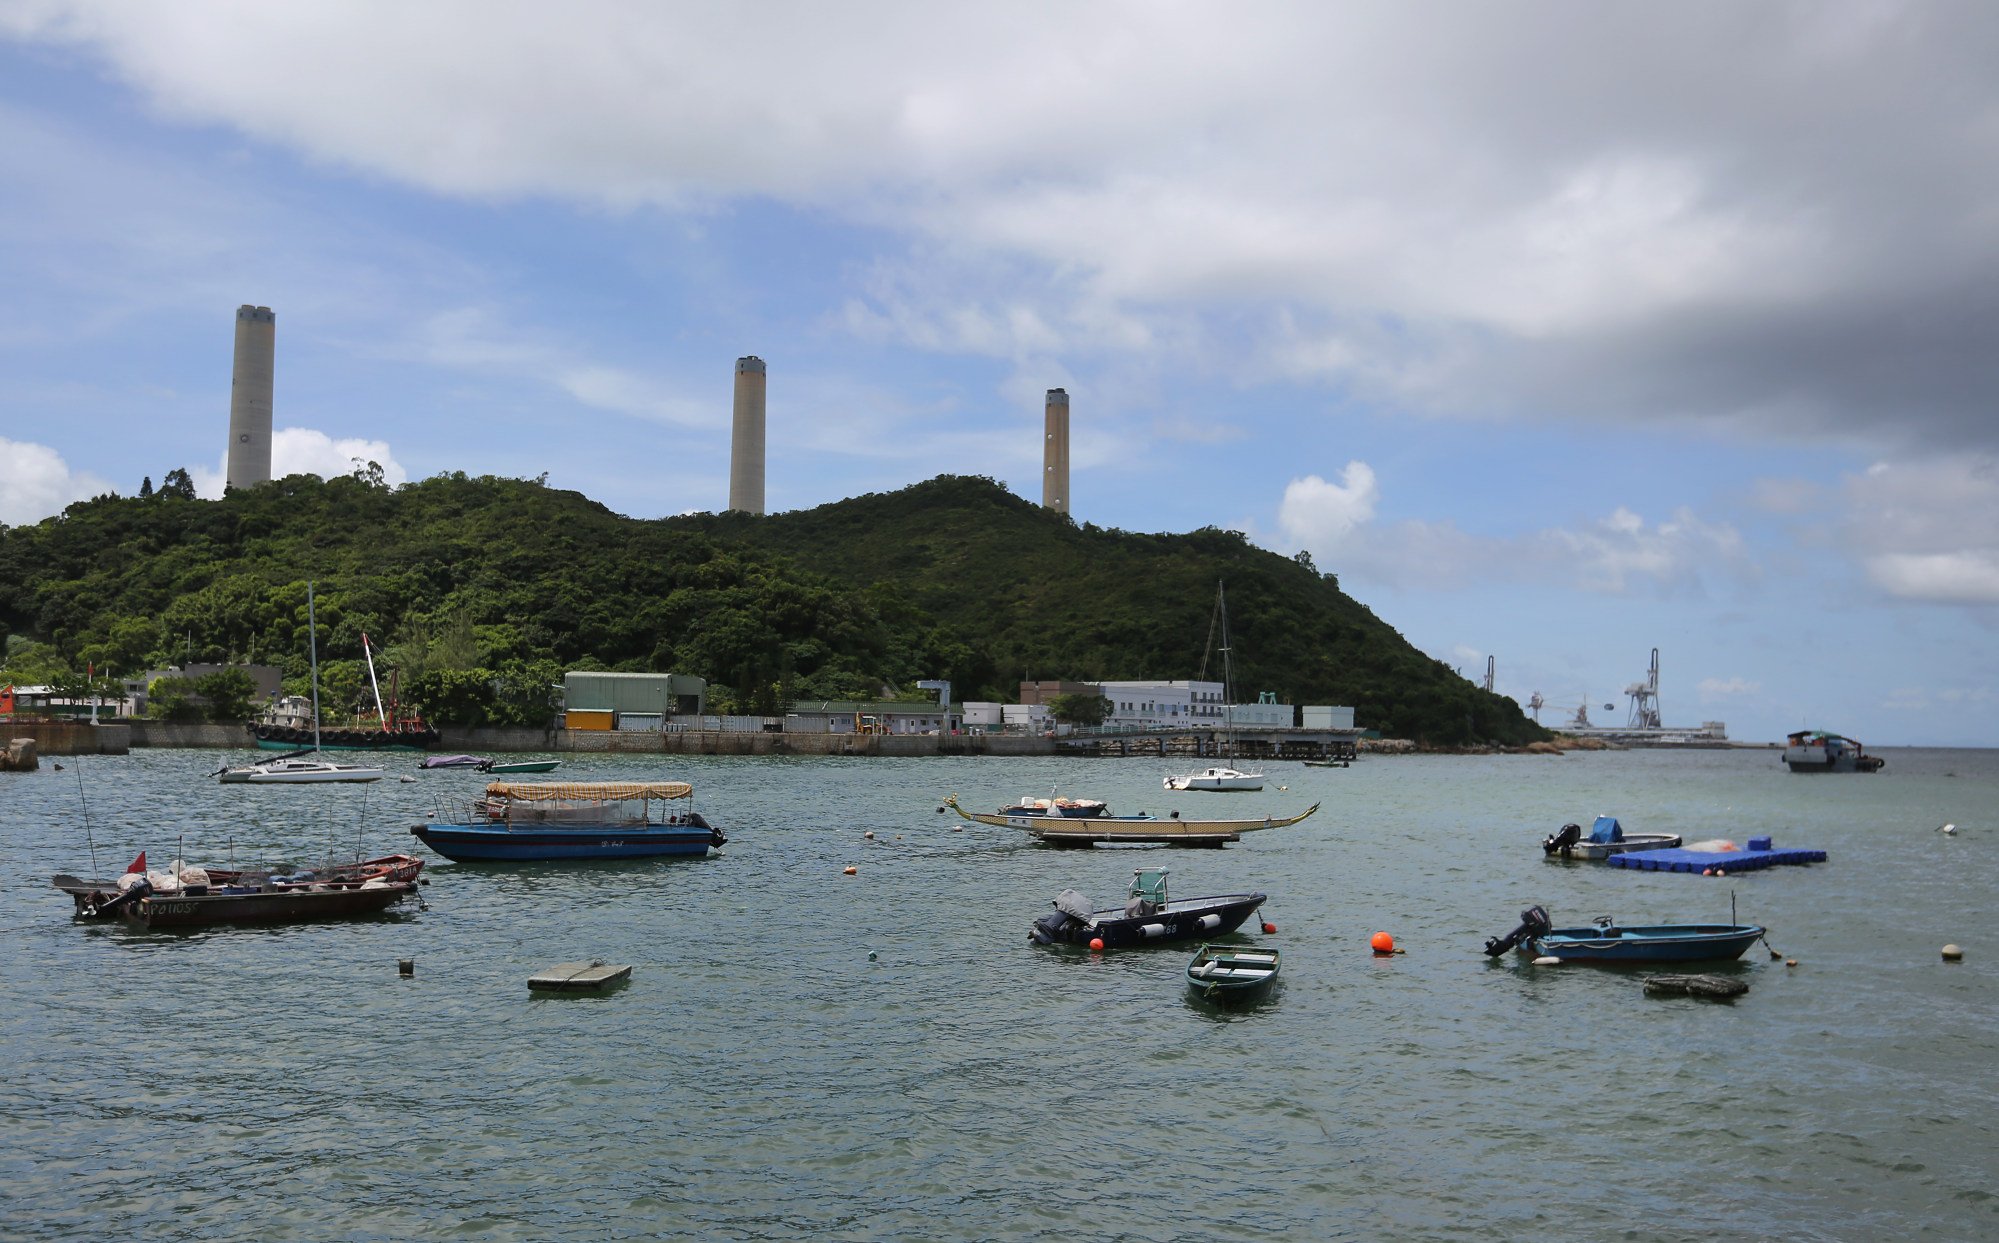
[5,746,1995,1241]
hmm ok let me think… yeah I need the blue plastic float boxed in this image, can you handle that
[1605,834,1826,874]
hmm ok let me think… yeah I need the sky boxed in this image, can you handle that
[1,2,1994,746]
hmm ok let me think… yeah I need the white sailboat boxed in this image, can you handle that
[1165,581,1265,792]
[218,582,384,785]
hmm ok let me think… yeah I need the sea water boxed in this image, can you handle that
[3,746,1995,1241]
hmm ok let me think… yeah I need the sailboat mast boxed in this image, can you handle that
[1217,580,1234,758]
[361,632,387,729]
[307,580,322,754]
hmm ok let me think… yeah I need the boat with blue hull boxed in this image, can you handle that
[411,780,726,862]
[1483,906,1765,964]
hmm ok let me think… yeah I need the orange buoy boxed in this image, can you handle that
[1089,938,1105,952]
[1261,921,1277,934]
[1370,931,1395,954]
[1702,868,1713,876]
[842,866,857,876]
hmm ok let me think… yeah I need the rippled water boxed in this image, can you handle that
[5,746,1996,1240]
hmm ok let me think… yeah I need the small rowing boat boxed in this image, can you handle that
[1185,944,1280,1001]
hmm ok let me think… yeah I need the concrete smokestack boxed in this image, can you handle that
[729,355,766,514]
[1042,387,1070,514]
[226,305,276,490]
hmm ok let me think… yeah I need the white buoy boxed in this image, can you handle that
[1533,956,1562,966]
[1942,944,1964,961]
[1939,823,1958,835]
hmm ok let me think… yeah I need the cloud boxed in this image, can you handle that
[188,427,408,499]
[1844,456,1999,605]
[1276,463,1378,549]
[1278,464,1754,596]
[1698,676,1760,702]
[0,437,114,524]
[10,5,1999,451]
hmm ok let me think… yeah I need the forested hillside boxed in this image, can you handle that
[0,471,1546,744]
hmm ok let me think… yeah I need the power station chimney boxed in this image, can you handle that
[226,304,276,490]
[729,355,766,514]
[1042,387,1070,514]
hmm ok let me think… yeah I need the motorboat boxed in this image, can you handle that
[943,794,1318,847]
[1165,766,1264,792]
[1029,869,1266,947]
[1483,906,1766,964]
[1543,815,1682,860]
[411,780,726,861]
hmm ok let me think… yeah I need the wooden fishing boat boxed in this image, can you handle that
[54,857,418,929]
[1542,815,1681,860]
[1186,943,1280,1001]
[943,794,1318,847]
[411,780,726,861]
[1029,869,1267,947]
[1482,906,1765,964]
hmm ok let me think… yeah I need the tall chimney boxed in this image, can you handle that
[226,305,276,490]
[1042,387,1069,514]
[729,355,766,514]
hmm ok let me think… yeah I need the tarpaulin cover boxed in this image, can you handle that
[485,781,692,801]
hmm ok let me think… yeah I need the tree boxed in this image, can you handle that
[147,676,205,722]
[139,476,154,499]
[1048,692,1111,726]
[159,468,197,500]
[195,668,258,722]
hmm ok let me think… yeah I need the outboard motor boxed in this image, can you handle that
[1483,905,1552,957]
[1542,823,1582,855]
[708,826,728,848]
[1029,890,1097,946]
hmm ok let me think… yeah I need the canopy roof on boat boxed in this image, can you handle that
[485,781,692,801]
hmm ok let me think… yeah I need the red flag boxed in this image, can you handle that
[126,852,146,874]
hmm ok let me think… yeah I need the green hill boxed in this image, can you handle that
[0,471,1544,744]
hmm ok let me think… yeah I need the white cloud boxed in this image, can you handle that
[1698,676,1760,702]
[1844,456,1999,605]
[1276,463,1754,596]
[11,5,1999,448]
[0,437,114,524]
[189,427,408,499]
[1277,463,1378,549]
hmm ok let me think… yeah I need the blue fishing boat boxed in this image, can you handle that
[1483,906,1765,964]
[410,780,726,862]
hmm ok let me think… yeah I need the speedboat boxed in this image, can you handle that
[1483,906,1766,964]
[1029,869,1266,947]
[996,795,1108,818]
[943,794,1319,846]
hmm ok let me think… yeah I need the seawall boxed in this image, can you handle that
[3,720,130,755]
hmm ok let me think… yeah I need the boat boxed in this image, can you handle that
[484,759,562,774]
[1542,815,1682,860]
[1783,730,1885,773]
[1029,869,1267,947]
[1185,943,1281,1001]
[53,854,419,929]
[249,632,436,751]
[996,794,1108,818]
[1165,765,1263,792]
[1302,758,1350,768]
[417,756,562,774]
[410,780,727,861]
[218,753,384,784]
[1165,581,1265,792]
[219,583,386,784]
[943,793,1319,847]
[1482,905,1766,964]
